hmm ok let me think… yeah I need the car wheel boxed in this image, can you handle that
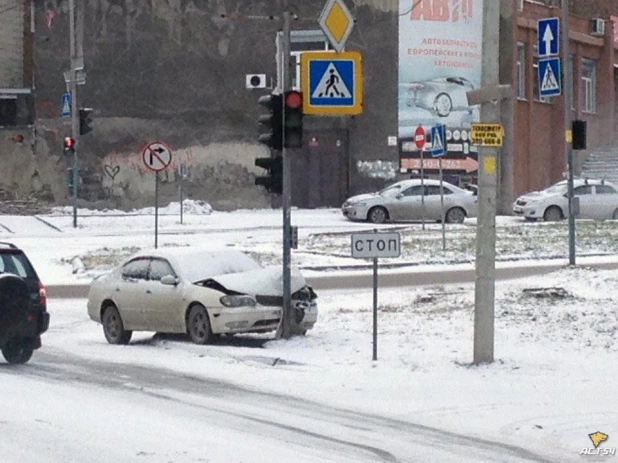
[434,93,452,117]
[543,206,563,222]
[2,339,33,364]
[613,209,618,220]
[445,207,466,224]
[102,304,132,345]
[367,206,388,224]
[187,304,213,345]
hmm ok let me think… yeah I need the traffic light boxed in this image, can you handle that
[254,154,283,195]
[258,93,283,151]
[79,108,93,135]
[284,90,303,148]
[572,120,587,150]
[63,137,75,155]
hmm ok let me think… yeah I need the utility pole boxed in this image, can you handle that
[473,0,501,365]
[561,0,576,266]
[69,0,79,228]
[280,9,294,339]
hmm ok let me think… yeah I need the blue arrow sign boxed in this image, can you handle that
[538,18,559,57]
[538,57,562,98]
[61,92,72,117]
[431,124,447,157]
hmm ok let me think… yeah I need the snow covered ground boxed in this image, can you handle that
[0,203,617,461]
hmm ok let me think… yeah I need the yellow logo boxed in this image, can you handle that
[589,432,609,449]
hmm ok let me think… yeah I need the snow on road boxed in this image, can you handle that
[0,204,617,461]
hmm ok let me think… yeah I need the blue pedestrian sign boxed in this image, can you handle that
[538,18,559,57]
[431,124,447,157]
[61,92,72,117]
[538,57,562,98]
[301,51,363,115]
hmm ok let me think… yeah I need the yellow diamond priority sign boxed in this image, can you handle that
[319,0,354,53]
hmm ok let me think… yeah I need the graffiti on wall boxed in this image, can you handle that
[101,145,197,197]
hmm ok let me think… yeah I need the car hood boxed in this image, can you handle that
[517,191,560,201]
[200,266,308,297]
[345,193,379,204]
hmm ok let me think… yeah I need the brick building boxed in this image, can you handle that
[511,1,618,198]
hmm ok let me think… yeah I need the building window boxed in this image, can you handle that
[581,58,596,113]
[517,43,526,100]
[533,45,551,104]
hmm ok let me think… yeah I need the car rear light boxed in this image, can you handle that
[38,281,47,308]
[219,295,256,307]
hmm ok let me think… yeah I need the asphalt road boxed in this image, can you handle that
[5,349,557,463]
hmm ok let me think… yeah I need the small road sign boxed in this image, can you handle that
[538,18,559,57]
[351,232,401,259]
[431,125,447,157]
[61,92,71,117]
[538,57,562,98]
[471,123,504,147]
[142,141,173,172]
[414,125,426,150]
[318,0,354,53]
[301,51,363,115]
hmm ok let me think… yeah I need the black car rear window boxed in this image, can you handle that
[0,251,37,279]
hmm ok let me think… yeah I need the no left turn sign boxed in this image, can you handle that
[142,141,173,172]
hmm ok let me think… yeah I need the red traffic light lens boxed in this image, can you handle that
[285,91,302,109]
[64,137,75,148]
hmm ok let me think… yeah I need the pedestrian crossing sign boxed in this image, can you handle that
[538,57,562,98]
[301,51,363,115]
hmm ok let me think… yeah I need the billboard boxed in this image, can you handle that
[398,0,484,172]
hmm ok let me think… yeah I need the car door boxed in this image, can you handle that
[389,185,425,221]
[142,258,183,332]
[116,258,150,330]
[593,184,618,219]
[574,184,595,219]
[424,185,454,221]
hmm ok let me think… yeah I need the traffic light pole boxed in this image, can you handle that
[562,0,576,266]
[69,0,79,228]
[280,9,294,339]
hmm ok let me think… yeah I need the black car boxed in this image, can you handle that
[0,242,49,364]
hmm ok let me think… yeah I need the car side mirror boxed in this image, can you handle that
[396,193,404,200]
[160,275,178,286]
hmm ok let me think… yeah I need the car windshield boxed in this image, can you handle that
[174,250,262,283]
[0,252,37,280]
[379,183,407,197]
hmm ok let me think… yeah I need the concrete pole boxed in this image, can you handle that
[280,9,293,339]
[69,0,79,228]
[562,0,576,265]
[473,0,500,365]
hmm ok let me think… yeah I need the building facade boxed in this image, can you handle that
[0,0,617,212]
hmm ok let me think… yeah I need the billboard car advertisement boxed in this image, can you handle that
[398,0,484,179]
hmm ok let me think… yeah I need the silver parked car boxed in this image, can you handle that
[513,178,618,221]
[342,179,477,224]
[406,77,475,118]
[87,248,318,344]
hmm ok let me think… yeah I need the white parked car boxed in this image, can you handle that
[87,248,317,344]
[342,178,477,224]
[513,179,618,221]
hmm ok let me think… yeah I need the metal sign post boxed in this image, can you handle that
[179,164,187,225]
[142,141,173,249]
[351,231,401,361]
[431,124,447,250]
[155,172,159,248]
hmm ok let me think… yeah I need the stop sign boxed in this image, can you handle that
[414,126,426,150]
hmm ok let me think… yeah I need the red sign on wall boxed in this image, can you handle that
[612,16,618,44]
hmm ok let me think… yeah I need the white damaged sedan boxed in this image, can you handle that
[87,248,317,344]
